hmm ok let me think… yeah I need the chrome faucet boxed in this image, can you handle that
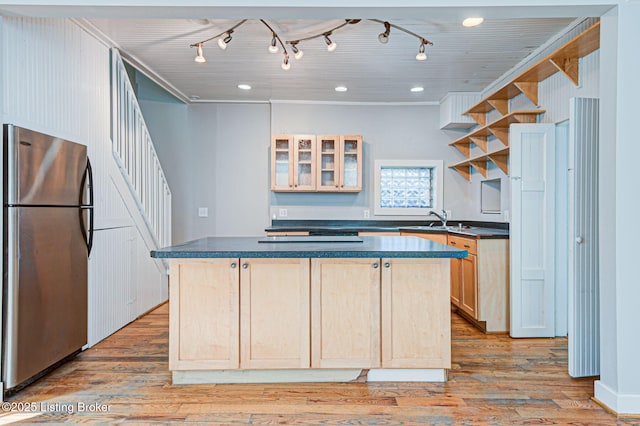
[429,209,447,227]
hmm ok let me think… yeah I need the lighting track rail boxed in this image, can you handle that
[190,19,433,70]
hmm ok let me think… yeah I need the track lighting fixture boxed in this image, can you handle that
[190,18,432,70]
[281,54,291,70]
[217,31,232,50]
[194,43,206,63]
[378,21,391,44]
[290,42,303,60]
[416,39,428,61]
[324,33,337,52]
[269,33,279,53]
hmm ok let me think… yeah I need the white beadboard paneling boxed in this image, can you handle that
[88,227,136,347]
[2,17,169,348]
[568,97,600,378]
[439,92,481,129]
[134,225,168,317]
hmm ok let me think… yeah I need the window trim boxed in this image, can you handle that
[373,159,444,216]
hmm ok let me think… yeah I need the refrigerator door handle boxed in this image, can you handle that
[80,158,94,257]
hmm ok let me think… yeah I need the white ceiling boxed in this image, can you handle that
[86,16,579,103]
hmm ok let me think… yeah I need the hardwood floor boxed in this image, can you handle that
[2,303,636,424]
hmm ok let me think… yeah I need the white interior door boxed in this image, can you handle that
[510,123,556,338]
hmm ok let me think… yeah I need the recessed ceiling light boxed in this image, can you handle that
[410,87,424,93]
[462,17,484,27]
[335,86,348,92]
[238,84,252,90]
[189,95,200,100]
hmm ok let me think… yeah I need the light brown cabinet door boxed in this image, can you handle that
[381,258,451,369]
[311,258,381,368]
[270,134,294,191]
[450,257,462,307]
[240,258,310,369]
[460,254,478,318]
[339,135,362,192]
[293,135,317,191]
[169,259,239,370]
[316,135,341,191]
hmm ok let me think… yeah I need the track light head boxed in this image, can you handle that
[416,40,427,61]
[194,43,206,63]
[291,42,304,60]
[378,21,391,44]
[324,33,337,52]
[218,32,233,49]
[281,54,291,70]
[269,33,279,53]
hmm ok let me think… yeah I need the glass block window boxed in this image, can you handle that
[379,167,433,208]
[374,160,444,216]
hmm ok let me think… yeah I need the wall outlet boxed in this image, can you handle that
[198,207,208,217]
[278,208,288,218]
[363,209,370,219]
[445,209,452,218]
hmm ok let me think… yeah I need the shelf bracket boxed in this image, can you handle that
[488,152,509,175]
[451,142,470,157]
[487,99,509,115]
[470,159,488,178]
[468,112,486,127]
[513,81,538,106]
[488,127,509,146]
[549,56,579,86]
[450,164,471,181]
[469,136,488,153]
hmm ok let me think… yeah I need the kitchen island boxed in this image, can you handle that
[151,236,467,384]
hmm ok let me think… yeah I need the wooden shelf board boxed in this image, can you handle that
[449,109,545,147]
[464,21,600,115]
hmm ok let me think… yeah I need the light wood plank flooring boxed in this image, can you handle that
[2,303,635,424]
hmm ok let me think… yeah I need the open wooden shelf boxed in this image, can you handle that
[465,21,600,120]
[448,110,545,156]
[449,146,511,181]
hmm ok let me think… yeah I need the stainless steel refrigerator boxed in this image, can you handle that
[3,124,93,391]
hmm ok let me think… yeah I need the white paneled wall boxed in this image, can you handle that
[1,17,168,348]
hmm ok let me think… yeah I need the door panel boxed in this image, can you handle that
[510,124,556,338]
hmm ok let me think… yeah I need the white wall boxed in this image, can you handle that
[270,102,469,221]
[595,3,640,415]
[140,93,271,242]
[0,17,167,348]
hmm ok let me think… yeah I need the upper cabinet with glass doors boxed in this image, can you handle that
[271,134,362,192]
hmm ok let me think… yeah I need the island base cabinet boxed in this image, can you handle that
[240,259,310,369]
[311,258,381,369]
[381,258,451,369]
[169,259,240,371]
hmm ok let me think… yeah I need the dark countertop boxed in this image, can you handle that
[265,220,509,239]
[151,236,468,259]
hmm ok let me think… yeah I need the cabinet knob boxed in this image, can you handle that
[463,244,471,248]
[289,184,293,188]
[230,262,237,269]
[384,262,390,268]
[373,262,379,269]
[242,263,249,269]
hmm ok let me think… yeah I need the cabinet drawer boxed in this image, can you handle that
[447,235,477,255]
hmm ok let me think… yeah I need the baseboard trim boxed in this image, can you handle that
[367,369,446,382]
[594,380,640,415]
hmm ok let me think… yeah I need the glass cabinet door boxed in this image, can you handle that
[316,135,340,191]
[340,135,362,191]
[293,135,316,191]
[270,135,294,191]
